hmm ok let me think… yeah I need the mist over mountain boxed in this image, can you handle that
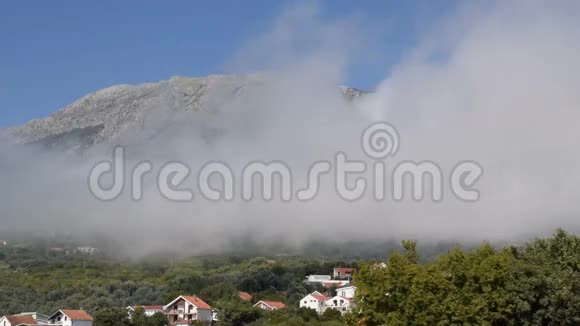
[5,75,365,153]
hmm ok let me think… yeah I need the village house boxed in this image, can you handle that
[1,312,49,326]
[333,268,356,280]
[335,285,357,299]
[126,305,164,318]
[324,295,356,314]
[48,310,93,326]
[75,247,98,255]
[299,292,329,314]
[163,295,213,324]
[300,286,358,315]
[238,292,253,302]
[253,301,286,311]
[304,275,332,283]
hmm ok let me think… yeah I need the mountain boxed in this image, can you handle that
[4,75,366,152]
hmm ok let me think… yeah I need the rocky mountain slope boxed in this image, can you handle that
[5,74,366,151]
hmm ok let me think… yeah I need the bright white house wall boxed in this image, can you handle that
[336,286,357,299]
[299,294,326,314]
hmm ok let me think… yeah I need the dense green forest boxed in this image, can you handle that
[2,230,580,325]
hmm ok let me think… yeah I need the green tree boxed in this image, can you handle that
[216,298,262,326]
[94,308,131,326]
[147,312,168,326]
[320,308,343,322]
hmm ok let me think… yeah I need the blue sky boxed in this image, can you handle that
[0,0,456,127]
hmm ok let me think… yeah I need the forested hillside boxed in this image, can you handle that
[2,230,580,325]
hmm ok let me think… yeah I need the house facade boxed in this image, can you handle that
[325,295,355,314]
[299,292,329,314]
[335,286,357,299]
[163,295,212,324]
[48,310,93,326]
[1,314,37,326]
[75,247,98,255]
[333,268,355,280]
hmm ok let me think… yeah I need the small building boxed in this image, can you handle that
[0,240,7,246]
[238,292,253,302]
[299,291,329,314]
[163,295,212,325]
[253,301,286,311]
[75,247,98,255]
[325,295,356,314]
[0,312,46,326]
[333,268,355,280]
[335,286,357,299]
[304,275,331,283]
[126,305,164,317]
[48,310,93,326]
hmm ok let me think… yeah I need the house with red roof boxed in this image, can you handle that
[333,267,356,280]
[324,295,356,314]
[0,314,38,326]
[47,310,93,326]
[163,295,212,324]
[238,292,253,302]
[253,300,286,311]
[299,291,330,314]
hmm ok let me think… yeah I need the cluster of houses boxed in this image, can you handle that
[300,286,357,315]
[1,267,359,325]
[299,268,358,315]
[1,310,93,326]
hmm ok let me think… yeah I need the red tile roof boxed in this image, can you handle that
[239,292,253,302]
[334,268,355,273]
[182,295,212,310]
[311,292,329,301]
[61,310,93,321]
[6,315,37,325]
[260,301,286,309]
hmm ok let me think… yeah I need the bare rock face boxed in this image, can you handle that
[6,74,367,152]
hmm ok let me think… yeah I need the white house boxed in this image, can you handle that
[325,295,356,314]
[253,301,286,311]
[48,310,93,326]
[163,295,213,325]
[75,247,98,255]
[1,312,48,326]
[304,275,331,283]
[335,286,357,299]
[126,305,164,318]
[299,292,329,314]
